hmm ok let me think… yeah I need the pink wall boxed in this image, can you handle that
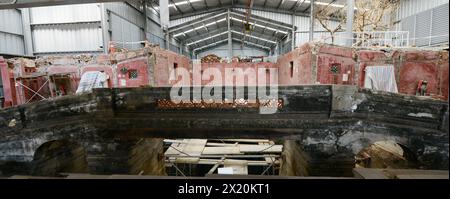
[2,43,448,109]
[46,65,80,93]
[315,45,356,85]
[357,50,398,88]
[277,45,313,85]
[397,51,445,98]
[439,52,449,99]
[200,62,277,86]
[276,43,356,85]
[0,57,13,107]
[117,57,149,88]
[153,48,191,87]
[275,43,449,100]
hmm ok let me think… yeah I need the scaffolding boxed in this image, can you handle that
[13,71,78,106]
[164,139,283,177]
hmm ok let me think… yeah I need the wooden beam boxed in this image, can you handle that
[207,157,226,174]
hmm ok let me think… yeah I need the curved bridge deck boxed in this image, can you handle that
[0,85,448,174]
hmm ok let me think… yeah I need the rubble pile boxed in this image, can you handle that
[201,54,222,63]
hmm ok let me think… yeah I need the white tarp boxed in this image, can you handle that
[76,71,109,94]
[364,65,398,93]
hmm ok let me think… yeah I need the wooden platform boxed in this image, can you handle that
[353,168,449,179]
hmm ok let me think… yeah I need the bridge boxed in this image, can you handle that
[0,85,448,176]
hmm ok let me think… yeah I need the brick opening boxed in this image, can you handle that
[290,61,294,78]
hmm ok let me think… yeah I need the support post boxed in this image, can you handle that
[309,0,314,42]
[143,0,148,41]
[227,9,233,61]
[159,0,170,50]
[20,8,33,56]
[179,42,184,55]
[346,0,354,46]
[100,4,110,53]
[292,14,296,51]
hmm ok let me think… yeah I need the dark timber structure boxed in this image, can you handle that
[0,85,448,176]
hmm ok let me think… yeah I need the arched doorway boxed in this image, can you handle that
[31,140,88,176]
[128,139,166,176]
[355,141,418,169]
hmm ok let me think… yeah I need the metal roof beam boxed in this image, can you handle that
[193,39,228,52]
[203,0,208,9]
[290,0,304,11]
[183,28,277,51]
[229,16,289,36]
[231,30,277,45]
[170,3,313,20]
[170,0,184,15]
[0,0,121,9]
[169,10,227,33]
[186,0,197,12]
[190,30,277,53]
[277,0,286,9]
[231,26,280,43]
[170,6,231,20]
[186,31,228,46]
[194,38,270,55]
[231,9,293,31]
[232,38,270,50]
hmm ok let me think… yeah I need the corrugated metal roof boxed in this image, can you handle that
[166,0,348,19]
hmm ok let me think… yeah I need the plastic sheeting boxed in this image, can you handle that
[76,71,109,94]
[364,65,399,93]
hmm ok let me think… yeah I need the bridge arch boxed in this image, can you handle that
[127,138,166,176]
[31,140,89,176]
[355,140,418,169]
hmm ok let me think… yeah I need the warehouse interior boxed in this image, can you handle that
[0,0,449,179]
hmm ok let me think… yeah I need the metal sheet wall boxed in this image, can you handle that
[431,4,449,45]
[0,9,26,55]
[147,20,165,47]
[106,2,183,52]
[0,9,23,34]
[400,3,449,47]
[0,32,25,55]
[104,2,145,29]
[30,4,101,24]
[397,0,449,20]
[147,4,160,24]
[32,23,103,53]
[2,2,186,55]
[197,42,269,58]
[109,12,145,49]
[30,4,104,54]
